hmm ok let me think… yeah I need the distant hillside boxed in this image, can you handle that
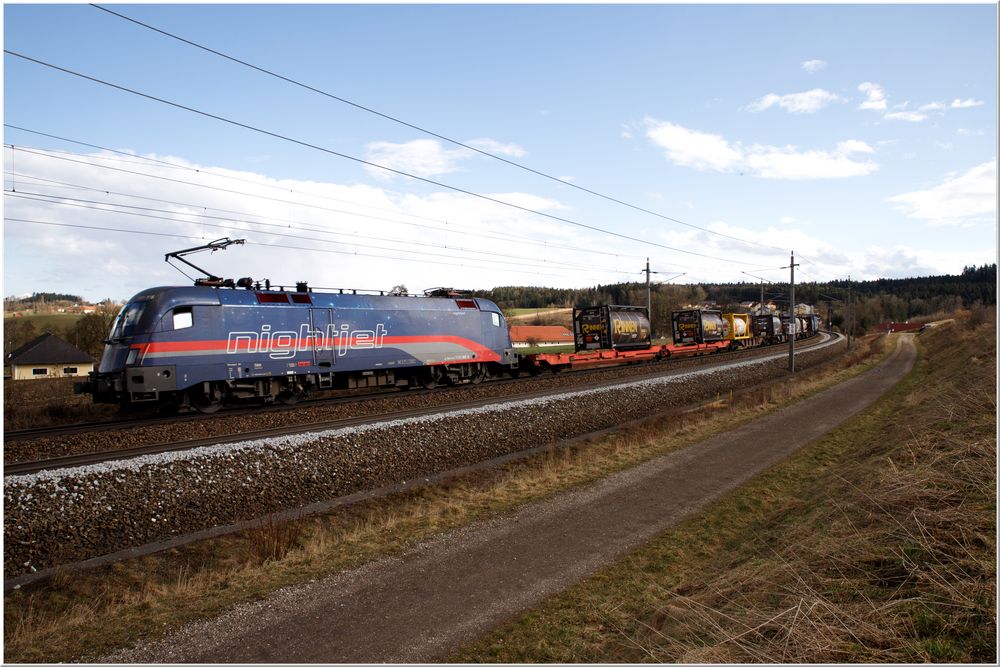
[473,264,996,335]
[4,292,85,310]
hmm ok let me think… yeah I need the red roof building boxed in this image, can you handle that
[872,321,925,334]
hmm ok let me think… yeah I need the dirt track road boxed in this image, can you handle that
[109,335,917,664]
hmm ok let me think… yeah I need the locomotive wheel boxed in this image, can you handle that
[191,383,225,414]
[419,367,445,389]
[470,365,487,385]
[277,389,300,405]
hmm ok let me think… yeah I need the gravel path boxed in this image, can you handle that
[103,334,915,663]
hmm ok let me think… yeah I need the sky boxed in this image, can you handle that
[2,2,997,303]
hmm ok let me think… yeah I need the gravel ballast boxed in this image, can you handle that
[4,337,844,577]
[4,339,823,465]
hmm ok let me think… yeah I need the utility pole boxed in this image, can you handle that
[783,251,800,372]
[847,274,852,351]
[641,258,659,336]
[740,271,773,315]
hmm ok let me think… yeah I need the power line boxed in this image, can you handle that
[6,145,772,275]
[6,123,567,249]
[6,144,645,263]
[91,3,787,254]
[2,216,630,281]
[4,50,780,269]
[5,191,645,278]
[5,188,639,275]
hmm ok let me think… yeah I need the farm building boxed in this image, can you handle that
[6,332,96,380]
[509,325,574,348]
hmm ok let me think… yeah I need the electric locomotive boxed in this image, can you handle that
[78,240,517,411]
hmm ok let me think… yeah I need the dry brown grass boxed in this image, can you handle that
[3,334,885,663]
[3,376,118,429]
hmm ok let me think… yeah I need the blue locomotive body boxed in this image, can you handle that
[84,286,516,410]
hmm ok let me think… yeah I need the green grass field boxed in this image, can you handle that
[4,313,85,333]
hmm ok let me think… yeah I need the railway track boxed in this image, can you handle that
[5,334,829,474]
[4,332,846,590]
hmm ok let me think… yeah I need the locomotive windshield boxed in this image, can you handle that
[108,301,149,341]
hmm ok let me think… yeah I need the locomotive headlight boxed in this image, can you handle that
[126,348,139,366]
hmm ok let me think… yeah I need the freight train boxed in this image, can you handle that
[519,305,822,374]
[77,240,822,411]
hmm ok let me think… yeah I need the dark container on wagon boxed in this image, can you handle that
[573,305,651,352]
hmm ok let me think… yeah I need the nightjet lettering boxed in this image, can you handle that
[227,323,388,359]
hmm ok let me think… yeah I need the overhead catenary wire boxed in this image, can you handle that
[4,144,771,275]
[4,188,642,276]
[2,150,647,264]
[6,123,608,255]
[3,216,626,281]
[5,171,724,276]
[90,3,788,255]
[4,50,782,269]
[4,191,627,276]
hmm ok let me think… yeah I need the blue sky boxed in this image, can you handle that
[3,3,997,302]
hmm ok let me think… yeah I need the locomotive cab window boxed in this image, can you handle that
[172,307,193,330]
[492,312,501,327]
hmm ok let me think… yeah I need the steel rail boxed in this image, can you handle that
[5,334,834,477]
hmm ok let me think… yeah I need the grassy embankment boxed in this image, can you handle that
[3,329,903,662]
[455,314,996,663]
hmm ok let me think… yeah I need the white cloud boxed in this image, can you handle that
[644,119,744,172]
[883,110,928,122]
[857,245,996,279]
[858,82,888,111]
[743,145,879,180]
[364,139,471,179]
[745,88,842,114]
[836,140,875,154]
[364,136,527,179]
[644,118,877,180]
[887,160,997,226]
[801,59,827,74]
[780,216,796,225]
[957,128,984,137]
[918,101,946,112]
[951,98,984,108]
[465,138,527,157]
